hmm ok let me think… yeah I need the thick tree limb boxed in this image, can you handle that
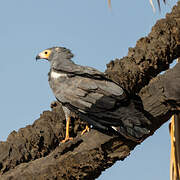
[1,2,180,180]
[1,63,180,180]
[106,2,180,94]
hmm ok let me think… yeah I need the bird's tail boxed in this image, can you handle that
[111,124,150,142]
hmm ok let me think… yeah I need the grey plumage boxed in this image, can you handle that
[36,47,151,141]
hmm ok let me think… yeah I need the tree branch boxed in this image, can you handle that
[1,2,180,180]
[106,2,180,93]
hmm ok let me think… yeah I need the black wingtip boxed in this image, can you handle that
[112,125,151,142]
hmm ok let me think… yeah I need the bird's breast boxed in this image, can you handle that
[50,70,68,79]
[49,70,70,97]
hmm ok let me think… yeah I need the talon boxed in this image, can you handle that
[61,137,73,143]
[81,125,90,135]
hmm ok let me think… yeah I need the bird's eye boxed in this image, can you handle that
[44,51,48,55]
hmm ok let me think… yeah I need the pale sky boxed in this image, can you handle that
[0,0,177,179]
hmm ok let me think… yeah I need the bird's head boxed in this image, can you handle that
[36,48,52,61]
[36,47,74,62]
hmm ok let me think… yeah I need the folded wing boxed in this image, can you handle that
[54,76,151,141]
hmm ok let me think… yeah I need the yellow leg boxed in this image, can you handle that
[61,116,73,143]
[81,125,90,135]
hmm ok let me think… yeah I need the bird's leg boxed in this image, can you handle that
[81,125,90,135]
[61,116,73,143]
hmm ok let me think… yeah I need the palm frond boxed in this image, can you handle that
[108,0,166,12]
[150,0,166,12]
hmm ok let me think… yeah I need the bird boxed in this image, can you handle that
[36,47,151,143]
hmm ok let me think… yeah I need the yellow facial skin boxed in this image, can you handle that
[37,49,52,60]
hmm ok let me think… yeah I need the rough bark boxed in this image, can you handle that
[1,2,180,180]
[106,2,180,94]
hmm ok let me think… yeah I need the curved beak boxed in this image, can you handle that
[35,51,50,61]
[36,55,41,61]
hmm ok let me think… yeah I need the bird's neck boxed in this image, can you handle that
[51,58,75,70]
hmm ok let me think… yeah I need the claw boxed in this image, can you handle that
[81,125,90,135]
[61,137,73,143]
